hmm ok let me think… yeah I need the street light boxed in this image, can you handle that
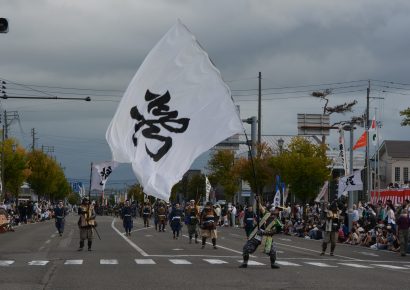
[277,138,284,154]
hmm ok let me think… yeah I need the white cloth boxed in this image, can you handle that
[91,161,119,191]
[338,170,363,198]
[106,21,243,200]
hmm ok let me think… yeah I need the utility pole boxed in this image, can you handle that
[365,80,371,202]
[31,128,38,151]
[258,72,262,146]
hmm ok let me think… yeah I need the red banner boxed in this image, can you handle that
[370,189,410,205]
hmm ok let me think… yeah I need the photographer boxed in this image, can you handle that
[320,201,341,256]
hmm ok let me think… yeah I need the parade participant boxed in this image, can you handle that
[243,205,256,239]
[200,201,219,249]
[396,199,410,257]
[54,200,66,236]
[142,201,152,228]
[239,205,282,269]
[186,200,200,244]
[320,201,341,256]
[77,197,96,251]
[121,200,133,236]
[169,203,184,239]
[157,201,167,232]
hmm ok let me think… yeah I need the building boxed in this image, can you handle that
[376,140,410,189]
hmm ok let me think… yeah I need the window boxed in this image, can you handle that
[404,167,409,182]
[394,167,400,182]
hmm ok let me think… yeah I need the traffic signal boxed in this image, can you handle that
[0,18,9,33]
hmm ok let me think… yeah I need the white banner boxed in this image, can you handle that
[369,116,377,146]
[273,189,281,208]
[106,21,243,201]
[91,161,119,191]
[315,181,329,202]
[338,170,363,198]
[205,176,212,202]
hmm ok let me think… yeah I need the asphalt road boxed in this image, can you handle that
[0,214,409,290]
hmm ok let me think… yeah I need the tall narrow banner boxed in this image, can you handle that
[273,189,281,208]
[369,116,377,146]
[106,21,243,200]
[91,161,119,191]
[338,126,348,174]
[205,176,212,202]
[314,181,329,202]
[338,170,363,198]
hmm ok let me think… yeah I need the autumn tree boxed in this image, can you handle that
[27,150,69,200]
[234,143,277,200]
[3,139,29,202]
[207,149,239,201]
[277,137,330,204]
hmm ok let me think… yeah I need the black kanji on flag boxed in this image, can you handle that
[130,90,190,161]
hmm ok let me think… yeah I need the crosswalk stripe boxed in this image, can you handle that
[305,262,337,268]
[372,264,409,270]
[203,259,228,264]
[28,260,49,266]
[237,260,265,266]
[135,259,156,265]
[64,260,83,265]
[339,263,373,268]
[100,259,118,265]
[169,259,192,265]
[275,261,301,266]
[0,260,14,266]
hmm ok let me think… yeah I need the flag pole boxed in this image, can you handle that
[88,162,93,201]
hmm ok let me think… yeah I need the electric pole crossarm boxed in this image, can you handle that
[1,95,91,101]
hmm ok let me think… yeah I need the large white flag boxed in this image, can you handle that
[91,161,119,191]
[338,170,363,198]
[106,21,243,200]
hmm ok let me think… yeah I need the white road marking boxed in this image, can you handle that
[275,242,359,261]
[305,262,337,267]
[278,238,292,241]
[203,259,228,264]
[372,264,409,270]
[181,234,246,255]
[100,259,118,265]
[339,263,373,268]
[51,234,56,238]
[246,260,266,266]
[0,260,14,266]
[111,219,149,256]
[275,261,301,266]
[135,259,156,265]
[145,234,153,237]
[64,260,83,265]
[45,239,51,244]
[169,259,192,265]
[172,248,184,251]
[358,251,379,257]
[276,250,284,254]
[28,260,49,266]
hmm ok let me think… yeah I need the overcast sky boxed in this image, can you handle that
[1,0,410,188]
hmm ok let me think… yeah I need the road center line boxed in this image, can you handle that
[111,218,149,257]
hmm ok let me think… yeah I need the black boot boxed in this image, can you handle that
[78,240,84,251]
[195,235,198,244]
[239,254,249,268]
[88,241,92,251]
[201,237,206,249]
[212,238,217,249]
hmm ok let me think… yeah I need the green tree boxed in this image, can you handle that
[187,173,205,201]
[277,137,330,204]
[127,183,145,203]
